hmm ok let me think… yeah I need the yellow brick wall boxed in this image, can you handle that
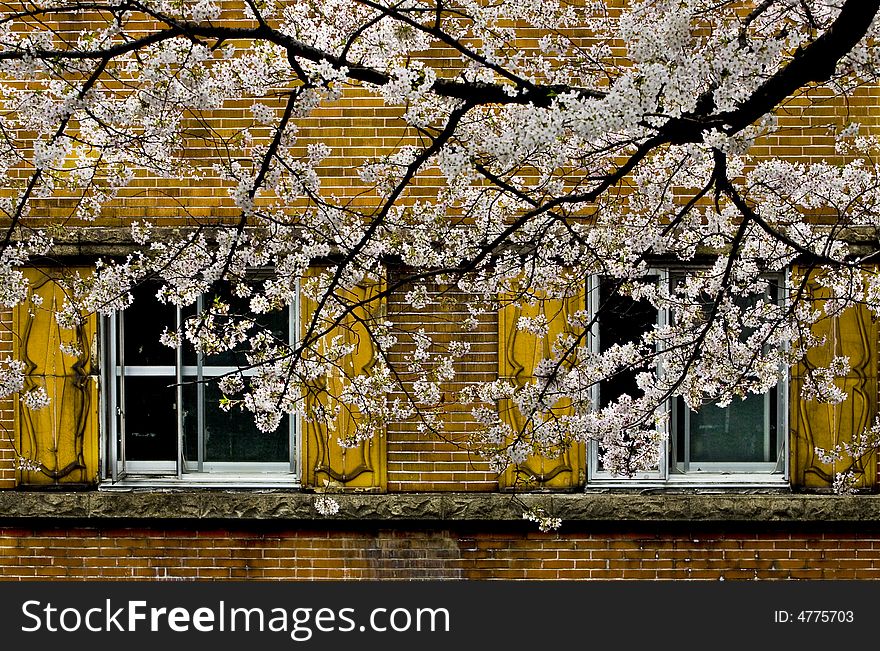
[0,308,14,488]
[386,281,498,491]
[4,6,877,226]
[756,86,880,164]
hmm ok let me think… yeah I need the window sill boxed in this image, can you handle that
[588,473,789,490]
[99,473,300,490]
[1,491,880,523]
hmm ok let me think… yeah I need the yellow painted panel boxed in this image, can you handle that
[498,292,587,490]
[792,374,877,490]
[299,269,387,491]
[791,268,877,377]
[15,268,99,486]
[790,266,878,489]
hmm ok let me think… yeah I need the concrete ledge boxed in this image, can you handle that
[1,490,880,523]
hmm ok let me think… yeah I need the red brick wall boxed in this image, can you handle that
[2,524,879,580]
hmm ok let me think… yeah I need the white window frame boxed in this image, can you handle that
[101,282,301,488]
[586,270,789,487]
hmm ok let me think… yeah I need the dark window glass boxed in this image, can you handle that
[187,282,289,368]
[183,382,289,464]
[595,277,659,472]
[122,377,178,461]
[678,393,775,464]
[597,277,658,407]
[123,282,176,366]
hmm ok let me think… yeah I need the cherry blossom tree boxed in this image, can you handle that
[0,0,879,484]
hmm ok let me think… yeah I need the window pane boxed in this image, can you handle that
[678,393,776,465]
[197,285,289,368]
[596,278,660,473]
[122,376,178,461]
[183,382,290,465]
[598,278,658,407]
[671,275,781,471]
[124,282,176,366]
[205,308,287,367]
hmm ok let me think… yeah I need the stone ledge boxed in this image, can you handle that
[1,490,879,523]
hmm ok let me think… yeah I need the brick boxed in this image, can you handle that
[0,526,876,580]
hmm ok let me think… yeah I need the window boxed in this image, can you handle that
[587,271,787,485]
[102,281,298,486]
